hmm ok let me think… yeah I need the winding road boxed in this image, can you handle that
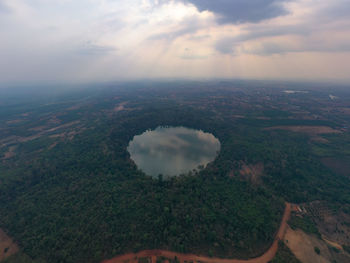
[102,203,292,263]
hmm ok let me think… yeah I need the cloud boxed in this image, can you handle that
[214,25,308,54]
[322,0,350,20]
[76,42,118,56]
[146,2,215,41]
[148,16,206,40]
[216,32,350,56]
[214,22,312,54]
[213,1,350,55]
[1,0,350,84]
[180,48,208,59]
[184,0,291,24]
[0,1,11,14]
[215,38,236,54]
[245,41,350,56]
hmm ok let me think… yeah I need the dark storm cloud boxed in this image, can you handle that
[214,0,350,55]
[214,25,309,54]
[184,0,291,24]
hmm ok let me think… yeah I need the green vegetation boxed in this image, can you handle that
[314,246,321,255]
[328,246,340,253]
[343,245,350,254]
[289,214,320,238]
[312,133,350,157]
[0,106,284,263]
[270,241,301,263]
[1,83,350,263]
[2,253,40,263]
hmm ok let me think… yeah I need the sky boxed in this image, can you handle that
[1,0,350,84]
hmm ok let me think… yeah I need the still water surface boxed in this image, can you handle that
[127,127,221,178]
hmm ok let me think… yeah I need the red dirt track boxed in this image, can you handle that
[102,203,291,263]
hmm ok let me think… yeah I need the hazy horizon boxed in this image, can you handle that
[1,0,350,85]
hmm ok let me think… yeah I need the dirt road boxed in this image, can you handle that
[102,203,292,263]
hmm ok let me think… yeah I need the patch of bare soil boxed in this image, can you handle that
[284,226,350,263]
[45,121,80,133]
[291,201,350,263]
[48,142,58,149]
[49,127,86,141]
[265,126,341,135]
[304,201,350,247]
[232,115,245,119]
[2,121,81,147]
[114,102,128,112]
[311,137,329,143]
[284,226,331,263]
[67,104,83,111]
[101,204,292,263]
[316,210,350,247]
[238,162,264,185]
[29,126,47,132]
[49,133,65,139]
[322,237,343,251]
[0,229,19,261]
[2,146,16,160]
[255,117,271,120]
[47,116,61,125]
[321,157,350,177]
[6,119,23,125]
[339,108,350,115]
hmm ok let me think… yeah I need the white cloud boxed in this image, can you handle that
[0,0,350,84]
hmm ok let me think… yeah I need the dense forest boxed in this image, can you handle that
[1,82,350,263]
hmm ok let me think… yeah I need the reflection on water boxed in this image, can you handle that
[127,127,221,178]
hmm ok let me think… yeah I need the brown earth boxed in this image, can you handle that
[339,108,350,115]
[265,126,341,143]
[101,203,292,263]
[321,157,350,177]
[6,119,23,125]
[29,125,47,132]
[314,210,350,247]
[48,142,59,150]
[284,226,331,263]
[265,126,341,135]
[238,163,264,185]
[311,136,329,143]
[49,128,85,141]
[0,229,19,261]
[2,146,16,160]
[302,201,350,248]
[322,237,343,251]
[67,104,83,111]
[284,226,350,263]
[1,121,81,148]
[114,102,128,112]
